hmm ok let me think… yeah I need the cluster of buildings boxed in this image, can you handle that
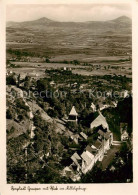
[62,106,113,181]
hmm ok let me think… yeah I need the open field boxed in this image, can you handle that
[6,16,132,80]
[6,17,131,62]
[8,60,132,78]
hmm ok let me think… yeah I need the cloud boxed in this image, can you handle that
[6,4,131,22]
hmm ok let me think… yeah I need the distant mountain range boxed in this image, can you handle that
[7,15,131,29]
[6,15,132,41]
[6,15,132,63]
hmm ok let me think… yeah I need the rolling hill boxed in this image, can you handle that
[7,16,131,34]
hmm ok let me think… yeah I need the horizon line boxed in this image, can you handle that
[7,15,131,23]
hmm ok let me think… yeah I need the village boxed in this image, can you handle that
[62,105,130,181]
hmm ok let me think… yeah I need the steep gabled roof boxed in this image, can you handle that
[64,166,72,172]
[98,129,105,137]
[71,134,80,139]
[69,106,78,116]
[71,152,81,166]
[91,102,96,109]
[71,152,81,160]
[98,130,110,140]
[86,145,97,155]
[90,112,108,130]
[104,132,111,140]
[86,145,93,153]
[86,150,94,160]
[120,122,128,134]
[81,152,92,165]
[80,132,88,140]
[93,139,102,149]
[122,130,128,137]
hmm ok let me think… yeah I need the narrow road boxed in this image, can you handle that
[101,145,121,170]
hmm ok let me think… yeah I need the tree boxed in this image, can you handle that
[46,58,50,63]
[6,107,16,119]
[6,74,16,85]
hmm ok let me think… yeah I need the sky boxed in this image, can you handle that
[6,4,131,22]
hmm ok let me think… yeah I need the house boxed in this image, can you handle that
[121,90,129,98]
[81,151,95,174]
[120,123,128,133]
[71,152,82,172]
[69,164,81,181]
[80,132,88,140]
[121,130,129,141]
[70,134,80,144]
[97,130,112,153]
[98,102,110,111]
[112,101,118,107]
[28,72,38,77]
[79,85,84,90]
[50,80,55,86]
[62,165,81,181]
[90,112,109,131]
[92,139,104,161]
[91,102,96,112]
[6,70,13,76]
[62,166,72,177]
[68,106,78,122]
[110,165,116,172]
[71,82,78,88]
[120,123,129,141]
[19,74,25,80]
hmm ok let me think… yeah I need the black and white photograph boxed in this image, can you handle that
[5,1,133,186]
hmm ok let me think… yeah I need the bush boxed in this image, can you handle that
[6,108,16,119]
[6,75,16,85]
[46,58,50,63]
[15,98,30,112]
[47,108,58,118]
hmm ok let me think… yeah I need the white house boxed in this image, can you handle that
[71,152,82,172]
[121,130,129,141]
[91,102,96,112]
[120,123,129,141]
[81,151,95,174]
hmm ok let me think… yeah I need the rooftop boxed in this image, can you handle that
[98,129,110,140]
[69,106,78,116]
[90,112,109,130]
[71,152,81,166]
[81,152,92,165]
[93,139,102,149]
[80,132,88,140]
[86,145,97,156]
